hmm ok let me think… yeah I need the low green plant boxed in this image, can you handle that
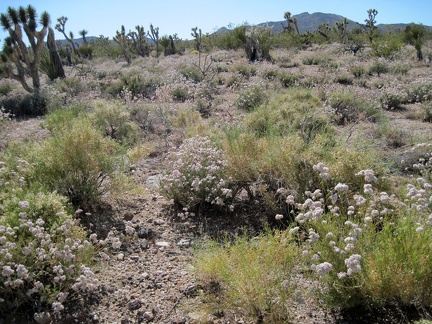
[29,117,122,209]
[235,84,267,111]
[302,56,324,65]
[193,231,300,323]
[368,60,389,77]
[171,86,191,102]
[380,92,404,110]
[90,100,140,146]
[405,82,432,104]
[278,72,299,88]
[350,66,366,78]
[390,63,410,76]
[335,73,353,85]
[178,65,202,83]
[371,36,403,59]
[0,82,12,96]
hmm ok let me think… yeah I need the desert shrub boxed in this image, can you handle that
[233,64,256,79]
[350,66,366,78]
[302,56,324,65]
[371,37,403,59]
[0,157,99,317]
[286,164,432,310]
[0,94,46,117]
[405,82,432,104]
[225,74,241,88]
[261,68,278,81]
[103,75,161,100]
[171,86,191,102]
[335,73,353,85]
[246,88,332,142]
[29,117,121,209]
[160,136,234,211]
[235,84,267,111]
[390,63,410,76]
[193,231,300,323]
[0,82,12,96]
[55,77,85,97]
[90,100,140,146]
[421,101,432,122]
[42,103,85,133]
[380,92,405,110]
[325,90,380,124]
[278,72,299,88]
[77,44,93,59]
[368,60,389,76]
[178,65,202,83]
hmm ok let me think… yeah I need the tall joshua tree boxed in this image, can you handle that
[1,5,50,109]
[404,23,426,61]
[148,24,160,57]
[113,25,131,64]
[365,9,378,44]
[78,29,88,45]
[55,16,79,56]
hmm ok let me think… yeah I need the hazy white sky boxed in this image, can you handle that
[1,0,431,43]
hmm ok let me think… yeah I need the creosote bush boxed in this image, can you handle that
[193,231,300,323]
[29,117,122,209]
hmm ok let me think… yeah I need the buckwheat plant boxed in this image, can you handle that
[0,202,99,316]
[283,162,432,309]
[160,136,234,211]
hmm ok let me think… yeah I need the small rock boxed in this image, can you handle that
[117,253,125,261]
[141,272,149,279]
[137,227,151,239]
[127,299,142,311]
[176,238,192,247]
[154,218,165,225]
[130,255,139,261]
[155,241,170,247]
[123,212,134,221]
[34,312,52,324]
[143,311,154,321]
[140,239,149,249]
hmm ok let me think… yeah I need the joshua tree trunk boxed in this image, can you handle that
[47,27,65,78]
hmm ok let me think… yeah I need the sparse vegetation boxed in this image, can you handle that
[1,4,432,323]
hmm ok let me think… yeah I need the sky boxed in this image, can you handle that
[0,0,431,44]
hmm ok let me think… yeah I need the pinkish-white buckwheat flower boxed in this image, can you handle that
[18,201,29,209]
[316,262,333,276]
[275,214,284,220]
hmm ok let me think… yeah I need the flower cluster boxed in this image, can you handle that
[161,136,234,211]
[0,202,100,314]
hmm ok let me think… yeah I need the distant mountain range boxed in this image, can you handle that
[218,12,432,35]
[60,12,432,44]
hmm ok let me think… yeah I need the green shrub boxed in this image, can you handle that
[171,86,191,102]
[326,90,381,124]
[91,100,140,146]
[235,84,267,111]
[55,77,84,97]
[178,65,202,83]
[380,92,405,110]
[77,44,94,59]
[103,75,161,100]
[233,64,256,79]
[302,56,323,65]
[278,72,299,88]
[30,117,121,209]
[390,63,410,76]
[0,82,12,96]
[350,66,366,78]
[193,231,300,323]
[335,73,353,85]
[0,94,46,117]
[371,37,402,59]
[368,60,389,76]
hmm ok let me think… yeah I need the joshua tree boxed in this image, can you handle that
[317,22,330,39]
[42,27,65,80]
[404,23,427,61]
[0,5,50,109]
[128,25,150,57]
[335,18,349,43]
[364,9,378,44]
[113,25,131,64]
[191,27,202,52]
[78,29,88,45]
[160,35,176,56]
[55,16,79,56]
[148,24,160,57]
[283,12,294,33]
